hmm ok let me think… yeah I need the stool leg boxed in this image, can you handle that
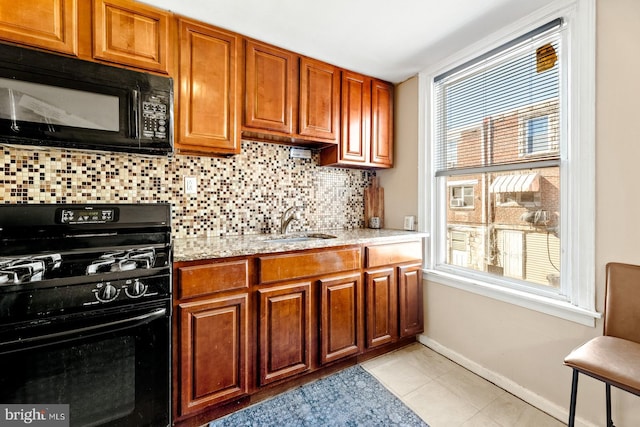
[568,369,579,427]
[606,383,614,427]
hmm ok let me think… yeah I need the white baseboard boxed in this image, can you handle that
[417,334,597,427]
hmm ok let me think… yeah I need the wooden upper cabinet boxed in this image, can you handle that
[298,57,340,143]
[243,41,340,145]
[92,0,169,73]
[0,0,79,55]
[244,40,295,134]
[176,19,241,156]
[320,72,394,169]
[371,79,394,167]
[341,71,371,164]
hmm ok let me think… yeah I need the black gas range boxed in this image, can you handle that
[0,203,172,427]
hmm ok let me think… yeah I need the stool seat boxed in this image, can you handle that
[564,262,640,427]
[564,336,640,395]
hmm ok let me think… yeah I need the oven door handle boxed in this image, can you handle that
[0,308,167,353]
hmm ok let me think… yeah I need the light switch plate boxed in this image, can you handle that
[184,176,197,195]
[403,215,416,231]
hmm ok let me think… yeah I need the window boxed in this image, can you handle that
[420,0,598,326]
[450,231,469,267]
[526,116,550,155]
[496,192,541,207]
[450,184,474,208]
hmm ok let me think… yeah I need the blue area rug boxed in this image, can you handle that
[209,365,428,427]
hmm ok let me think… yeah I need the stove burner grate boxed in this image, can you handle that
[0,254,62,285]
[86,247,156,275]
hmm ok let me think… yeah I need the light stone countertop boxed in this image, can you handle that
[173,228,428,262]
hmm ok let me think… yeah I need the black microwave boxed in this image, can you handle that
[0,43,173,155]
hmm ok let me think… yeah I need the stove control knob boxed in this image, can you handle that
[98,283,117,301]
[126,279,147,298]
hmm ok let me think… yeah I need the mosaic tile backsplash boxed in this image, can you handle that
[1,141,373,238]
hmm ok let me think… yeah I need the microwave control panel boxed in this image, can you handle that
[141,93,169,141]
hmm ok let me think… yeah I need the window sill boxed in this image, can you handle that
[423,269,601,327]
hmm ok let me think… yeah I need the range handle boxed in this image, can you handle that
[0,307,167,354]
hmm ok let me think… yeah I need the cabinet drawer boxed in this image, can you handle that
[178,259,249,299]
[365,241,422,268]
[258,247,361,284]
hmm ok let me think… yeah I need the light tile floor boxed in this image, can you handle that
[361,342,566,427]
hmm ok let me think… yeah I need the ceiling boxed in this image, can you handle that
[141,0,556,83]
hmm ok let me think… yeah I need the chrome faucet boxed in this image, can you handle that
[280,206,301,234]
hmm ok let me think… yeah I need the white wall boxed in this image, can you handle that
[381,0,640,425]
[378,76,419,230]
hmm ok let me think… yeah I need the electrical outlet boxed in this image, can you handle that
[184,176,197,195]
[403,215,416,231]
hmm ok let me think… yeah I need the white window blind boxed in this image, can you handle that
[434,19,562,177]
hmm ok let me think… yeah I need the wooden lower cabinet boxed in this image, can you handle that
[364,241,424,347]
[173,241,423,425]
[399,263,424,337]
[365,267,397,348]
[258,281,311,385]
[178,294,248,417]
[319,273,363,364]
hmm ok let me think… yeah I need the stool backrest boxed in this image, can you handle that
[604,262,640,343]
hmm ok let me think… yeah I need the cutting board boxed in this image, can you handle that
[364,177,384,228]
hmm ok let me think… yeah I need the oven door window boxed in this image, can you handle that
[0,304,169,427]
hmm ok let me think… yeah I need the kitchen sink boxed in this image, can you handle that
[266,233,337,243]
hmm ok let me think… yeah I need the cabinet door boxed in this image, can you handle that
[371,79,393,167]
[298,57,339,142]
[92,0,169,73]
[365,268,397,349]
[398,263,424,337]
[319,273,362,364]
[244,40,295,134]
[258,282,311,385]
[177,19,240,155]
[340,71,371,164]
[0,0,78,55]
[178,295,248,416]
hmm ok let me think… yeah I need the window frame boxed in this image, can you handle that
[418,0,599,326]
